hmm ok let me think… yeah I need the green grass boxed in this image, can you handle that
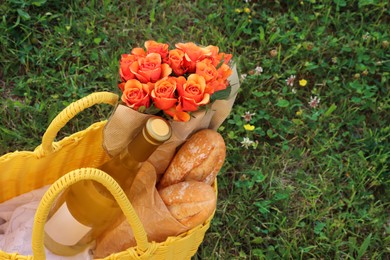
[1,0,389,259]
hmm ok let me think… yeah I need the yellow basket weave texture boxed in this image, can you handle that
[0,92,215,260]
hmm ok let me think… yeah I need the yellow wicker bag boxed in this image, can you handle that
[0,92,215,259]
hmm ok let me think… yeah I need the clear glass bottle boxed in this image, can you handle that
[44,116,172,256]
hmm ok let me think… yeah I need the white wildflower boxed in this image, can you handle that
[241,137,255,149]
[308,96,321,108]
[254,66,263,75]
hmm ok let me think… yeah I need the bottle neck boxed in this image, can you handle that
[124,127,161,163]
[99,116,171,187]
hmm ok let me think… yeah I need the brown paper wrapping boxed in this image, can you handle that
[94,162,188,258]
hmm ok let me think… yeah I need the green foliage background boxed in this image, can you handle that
[1,0,389,259]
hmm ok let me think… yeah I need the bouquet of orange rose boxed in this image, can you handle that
[96,40,240,257]
[117,40,233,122]
[103,40,239,173]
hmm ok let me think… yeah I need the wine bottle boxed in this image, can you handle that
[44,116,172,256]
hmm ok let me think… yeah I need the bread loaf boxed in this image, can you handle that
[94,162,189,258]
[158,181,216,229]
[158,129,226,188]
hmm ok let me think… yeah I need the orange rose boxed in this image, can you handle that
[206,79,227,94]
[216,52,232,66]
[175,42,211,73]
[196,59,219,94]
[145,40,169,63]
[205,45,219,55]
[168,49,186,76]
[163,76,190,121]
[213,53,232,68]
[119,54,138,82]
[196,59,218,83]
[130,53,172,83]
[151,77,179,110]
[205,45,232,66]
[131,47,146,57]
[119,48,146,82]
[207,63,232,93]
[121,79,151,110]
[177,74,210,112]
[217,63,233,81]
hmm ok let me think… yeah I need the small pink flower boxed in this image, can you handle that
[308,96,321,108]
[286,75,296,87]
[242,111,256,122]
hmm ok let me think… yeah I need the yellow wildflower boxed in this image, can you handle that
[235,8,242,13]
[244,7,251,14]
[244,124,255,131]
[299,79,307,87]
[296,109,303,116]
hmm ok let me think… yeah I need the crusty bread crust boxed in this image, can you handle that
[158,129,226,188]
[158,181,216,229]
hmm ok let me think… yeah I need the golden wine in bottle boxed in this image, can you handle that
[44,116,172,256]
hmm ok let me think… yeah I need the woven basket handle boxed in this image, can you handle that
[32,168,150,259]
[41,92,118,154]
